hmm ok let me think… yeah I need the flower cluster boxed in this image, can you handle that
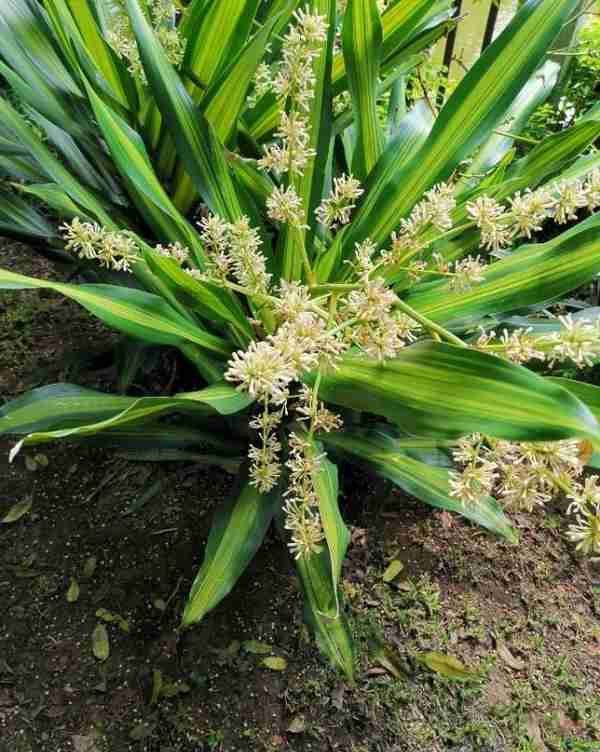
[449,433,600,556]
[61,218,192,273]
[267,185,306,228]
[566,476,600,555]
[106,0,184,84]
[402,251,487,291]
[197,214,271,297]
[467,169,600,252]
[258,9,327,177]
[61,218,139,272]
[382,182,456,266]
[225,293,346,498]
[283,433,326,559]
[316,174,364,229]
[222,231,424,555]
[449,434,583,512]
[475,315,600,368]
[340,242,421,360]
[155,242,190,266]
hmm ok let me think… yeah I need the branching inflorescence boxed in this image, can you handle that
[58,9,600,565]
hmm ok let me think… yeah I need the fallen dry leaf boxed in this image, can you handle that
[496,640,526,671]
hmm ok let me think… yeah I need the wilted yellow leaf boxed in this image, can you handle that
[1,499,32,524]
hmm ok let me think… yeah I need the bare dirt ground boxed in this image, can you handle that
[1,241,599,752]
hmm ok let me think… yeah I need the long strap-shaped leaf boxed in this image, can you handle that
[182,477,279,627]
[406,214,600,326]
[0,267,232,355]
[323,430,517,542]
[125,0,242,222]
[1,382,252,457]
[0,0,81,97]
[318,0,580,278]
[305,438,350,617]
[181,0,260,96]
[343,0,384,181]
[294,548,355,679]
[304,342,599,442]
[0,192,57,239]
[0,96,115,227]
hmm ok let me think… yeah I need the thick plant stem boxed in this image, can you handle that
[395,298,467,348]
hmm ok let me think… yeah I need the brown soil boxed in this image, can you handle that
[1,241,599,752]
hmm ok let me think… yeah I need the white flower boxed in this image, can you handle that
[567,475,600,515]
[295,385,343,433]
[283,431,326,558]
[225,341,295,404]
[552,179,587,224]
[316,175,364,229]
[449,462,497,505]
[60,219,139,272]
[566,507,600,555]
[273,280,313,322]
[548,315,600,367]
[267,185,306,227]
[155,242,189,266]
[508,189,553,239]
[106,0,183,83]
[585,168,600,211]
[498,464,551,512]
[499,328,545,364]
[467,196,513,252]
[449,256,486,291]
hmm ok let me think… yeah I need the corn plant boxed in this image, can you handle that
[1,0,600,678]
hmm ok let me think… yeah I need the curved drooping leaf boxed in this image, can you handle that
[462,60,560,186]
[304,342,599,442]
[406,214,600,326]
[181,477,279,627]
[0,192,57,239]
[0,383,252,435]
[548,378,600,420]
[0,384,138,436]
[0,267,232,355]
[1,381,252,456]
[323,430,517,542]
[0,96,115,227]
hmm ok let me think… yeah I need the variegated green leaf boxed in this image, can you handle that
[125,0,242,221]
[323,430,517,542]
[406,214,600,326]
[182,478,279,626]
[342,0,384,180]
[0,267,232,355]
[304,342,599,441]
